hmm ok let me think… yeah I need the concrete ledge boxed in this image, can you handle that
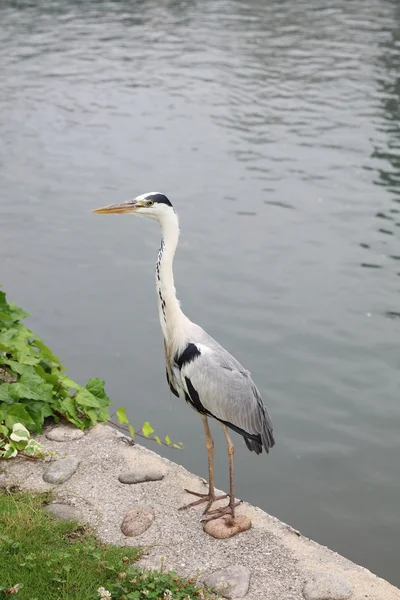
[2,423,399,600]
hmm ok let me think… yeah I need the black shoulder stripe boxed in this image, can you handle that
[184,377,207,414]
[175,343,201,370]
[166,368,179,398]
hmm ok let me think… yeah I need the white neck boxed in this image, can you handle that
[155,210,188,346]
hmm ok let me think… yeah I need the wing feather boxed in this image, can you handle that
[174,337,275,453]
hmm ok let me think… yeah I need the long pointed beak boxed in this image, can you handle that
[92,201,139,214]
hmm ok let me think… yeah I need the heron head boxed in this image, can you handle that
[93,192,174,222]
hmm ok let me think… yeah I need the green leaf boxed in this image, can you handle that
[10,423,30,442]
[14,438,29,451]
[58,374,81,390]
[0,384,13,403]
[23,439,46,459]
[16,372,53,401]
[36,367,62,387]
[86,409,99,426]
[85,378,111,407]
[1,444,18,459]
[97,406,110,422]
[142,421,154,438]
[5,404,36,430]
[7,301,29,321]
[164,435,171,445]
[17,354,41,366]
[116,407,129,425]
[7,375,53,403]
[0,311,14,325]
[0,425,9,438]
[75,388,102,408]
[128,425,135,440]
[154,436,162,445]
[24,402,54,431]
[7,382,40,401]
[0,359,35,376]
[32,338,62,365]
[59,397,80,427]
[0,402,7,422]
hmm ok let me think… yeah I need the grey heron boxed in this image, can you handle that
[93,192,275,521]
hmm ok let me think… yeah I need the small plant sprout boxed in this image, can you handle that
[112,407,182,450]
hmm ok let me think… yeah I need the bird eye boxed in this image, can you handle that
[145,199,154,207]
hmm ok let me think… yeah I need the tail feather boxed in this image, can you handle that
[244,437,263,455]
[261,411,275,452]
[244,409,275,455]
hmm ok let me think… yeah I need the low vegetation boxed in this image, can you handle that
[0,488,217,600]
[0,288,181,458]
[0,290,212,598]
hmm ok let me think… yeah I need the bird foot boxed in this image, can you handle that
[178,489,228,513]
[201,500,242,522]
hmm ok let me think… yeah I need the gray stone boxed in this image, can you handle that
[303,573,353,600]
[121,506,155,537]
[204,565,251,599]
[203,515,252,539]
[44,503,83,521]
[43,458,80,484]
[118,469,164,484]
[46,424,85,442]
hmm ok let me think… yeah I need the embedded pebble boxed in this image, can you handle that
[44,503,83,521]
[203,515,251,539]
[45,424,85,442]
[138,555,170,572]
[204,565,251,599]
[303,573,353,600]
[118,470,164,484]
[121,506,155,537]
[43,458,80,484]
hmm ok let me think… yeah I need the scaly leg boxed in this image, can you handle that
[201,425,241,522]
[179,415,227,513]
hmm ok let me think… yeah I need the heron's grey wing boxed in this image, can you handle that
[175,342,274,453]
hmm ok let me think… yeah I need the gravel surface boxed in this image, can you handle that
[3,423,400,600]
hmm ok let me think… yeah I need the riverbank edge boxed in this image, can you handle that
[1,422,399,600]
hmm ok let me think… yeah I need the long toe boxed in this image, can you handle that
[203,494,228,514]
[178,489,227,512]
[200,500,242,522]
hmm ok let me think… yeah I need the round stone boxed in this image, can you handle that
[118,470,164,484]
[121,506,155,537]
[43,457,80,484]
[204,565,251,599]
[303,573,353,600]
[203,515,251,539]
[44,503,83,521]
[46,425,85,442]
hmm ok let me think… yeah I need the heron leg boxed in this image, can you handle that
[179,415,227,512]
[201,424,241,522]
[224,425,236,515]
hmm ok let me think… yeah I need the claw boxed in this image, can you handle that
[178,489,228,512]
[200,500,242,522]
